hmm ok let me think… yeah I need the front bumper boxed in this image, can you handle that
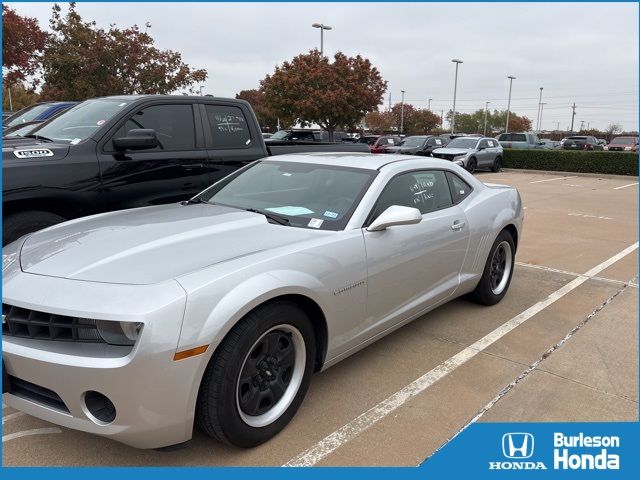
[1,270,207,449]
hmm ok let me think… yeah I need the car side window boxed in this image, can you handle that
[446,171,473,204]
[205,104,252,148]
[111,104,195,151]
[478,140,488,149]
[487,140,496,148]
[372,170,453,219]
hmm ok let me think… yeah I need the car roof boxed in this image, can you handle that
[265,152,455,170]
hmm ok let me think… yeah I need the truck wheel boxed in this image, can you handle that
[2,211,67,246]
[469,230,515,305]
[196,300,315,447]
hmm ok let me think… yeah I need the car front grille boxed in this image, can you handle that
[8,375,70,412]
[433,153,455,161]
[2,303,104,343]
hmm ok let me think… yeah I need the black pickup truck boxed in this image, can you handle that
[2,95,368,245]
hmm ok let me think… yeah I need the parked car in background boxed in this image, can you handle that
[561,136,604,151]
[265,129,349,143]
[261,132,273,139]
[2,111,13,122]
[2,101,77,130]
[597,138,607,148]
[2,153,523,449]
[370,135,402,153]
[384,135,445,156]
[2,95,368,245]
[539,138,561,149]
[606,136,638,152]
[432,136,503,173]
[356,135,379,146]
[496,132,544,149]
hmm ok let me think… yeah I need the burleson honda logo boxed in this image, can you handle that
[488,432,621,471]
[489,433,547,470]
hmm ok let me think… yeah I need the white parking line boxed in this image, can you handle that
[516,262,637,288]
[2,412,25,424]
[2,427,62,443]
[284,242,638,467]
[530,176,577,184]
[613,182,638,190]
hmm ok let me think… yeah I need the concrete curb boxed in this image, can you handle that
[500,168,638,181]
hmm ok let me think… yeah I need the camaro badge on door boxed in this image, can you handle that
[13,149,55,159]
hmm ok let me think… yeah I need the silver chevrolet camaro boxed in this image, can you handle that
[2,153,523,449]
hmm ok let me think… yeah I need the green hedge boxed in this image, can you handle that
[502,149,638,176]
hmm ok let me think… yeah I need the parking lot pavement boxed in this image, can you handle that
[2,170,638,466]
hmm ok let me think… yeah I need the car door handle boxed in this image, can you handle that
[182,164,205,170]
[451,221,465,231]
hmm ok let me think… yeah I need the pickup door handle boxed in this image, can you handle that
[451,221,465,231]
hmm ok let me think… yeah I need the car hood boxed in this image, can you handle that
[385,146,420,153]
[19,203,324,285]
[432,147,473,155]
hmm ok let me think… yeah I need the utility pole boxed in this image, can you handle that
[388,92,391,111]
[428,98,432,110]
[587,122,590,130]
[580,120,585,131]
[483,101,490,136]
[400,90,406,134]
[505,75,516,133]
[535,87,543,131]
[451,59,463,134]
[441,110,444,130]
[539,102,546,131]
[570,103,576,132]
[556,121,560,131]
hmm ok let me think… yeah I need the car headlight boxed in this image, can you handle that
[96,320,143,346]
[624,146,632,151]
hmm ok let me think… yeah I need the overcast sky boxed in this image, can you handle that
[8,1,639,131]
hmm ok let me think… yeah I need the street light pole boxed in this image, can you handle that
[505,75,516,133]
[312,23,332,56]
[451,59,463,134]
[539,102,546,131]
[400,90,406,134]
[535,87,543,131]
[428,98,432,110]
[483,101,490,136]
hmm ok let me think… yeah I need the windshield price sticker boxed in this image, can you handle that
[308,218,324,228]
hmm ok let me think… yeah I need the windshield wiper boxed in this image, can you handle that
[24,134,54,143]
[245,208,290,226]
[183,197,209,205]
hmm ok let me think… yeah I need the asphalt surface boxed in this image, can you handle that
[2,170,638,466]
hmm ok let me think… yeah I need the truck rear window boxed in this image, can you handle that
[206,105,252,149]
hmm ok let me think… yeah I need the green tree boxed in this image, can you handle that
[40,3,207,100]
[261,50,387,141]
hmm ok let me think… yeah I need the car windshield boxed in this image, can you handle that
[399,137,425,147]
[30,99,131,144]
[197,161,376,231]
[4,104,51,127]
[269,130,293,140]
[610,137,636,145]
[4,124,37,137]
[446,138,478,149]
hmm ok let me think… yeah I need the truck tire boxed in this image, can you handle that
[196,300,315,447]
[2,211,67,246]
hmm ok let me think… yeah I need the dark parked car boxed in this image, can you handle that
[2,95,368,245]
[561,136,604,151]
[606,136,638,152]
[265,129,349,143]
[2,101,77,130]
[384,135,445,156]
[370,135,402,153]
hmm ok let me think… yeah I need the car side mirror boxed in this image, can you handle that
[477,145,486,150]
[367,205,422,232]
[112,129,159,151]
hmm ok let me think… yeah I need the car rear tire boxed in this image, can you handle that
[467,157,477,173]
[2,211,67,246]
[491,156,502,173]
[196,300,315,448]
[469,230,515,305]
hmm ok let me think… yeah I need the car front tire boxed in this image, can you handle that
[196,300,315,447]
[469,230,515,305]
[491,156,502,172]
